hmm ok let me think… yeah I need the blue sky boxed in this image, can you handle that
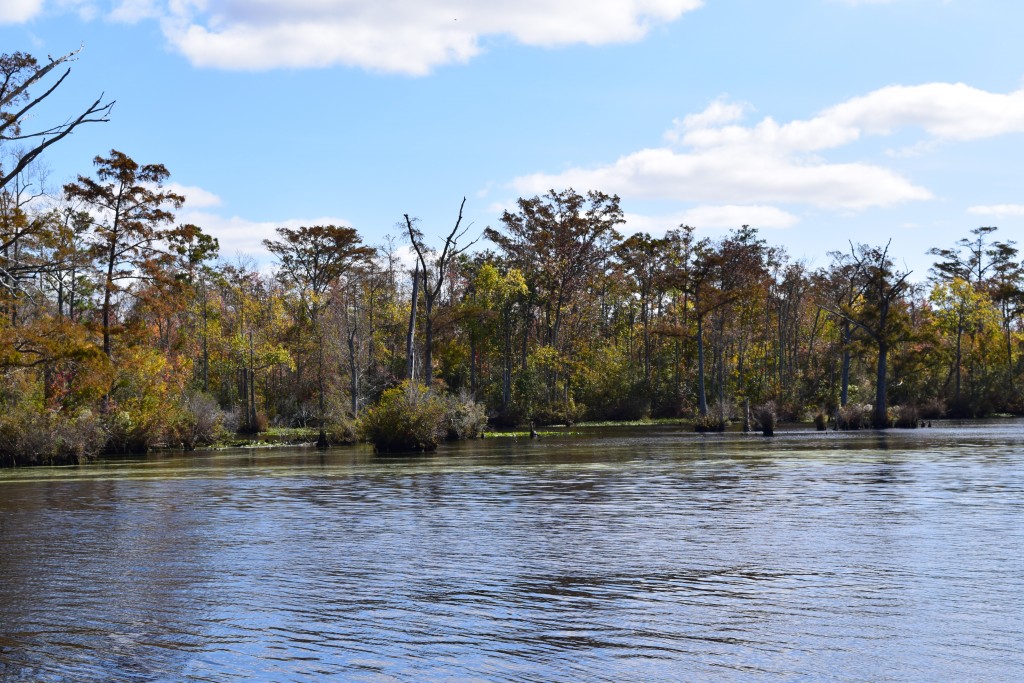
[3,0,1024,277]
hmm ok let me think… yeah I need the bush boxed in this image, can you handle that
[693,414,725,432]
[321,393,358,445]
[170,391,226,449]
[918,397,945,420]
[359,382,448,452]
[0,405,105,466]
[889,404,920,429]
[103,407,160,454]
[837,403,871,430]
[444,390,488,440]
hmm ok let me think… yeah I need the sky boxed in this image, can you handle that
[3,0,1024,278]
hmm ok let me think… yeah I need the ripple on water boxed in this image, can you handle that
[2,424,1024,681]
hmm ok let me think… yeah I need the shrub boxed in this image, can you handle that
[889,404,920,429]
[444,390,488,440]
[359,382,448,453]
[918,397,945,420]
[693,414,725,432]
[103,407,160,454]
[837,403,871,430]
[0,405,105,466]
[320,393,358,445]
[170,391,226,449]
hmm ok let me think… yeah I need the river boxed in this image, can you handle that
[1,423,1022,681]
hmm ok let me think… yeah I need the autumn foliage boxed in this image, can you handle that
[6,49,1024,463]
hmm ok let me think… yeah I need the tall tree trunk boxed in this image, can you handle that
[102,243,116,357]
[521,307,530,372]
[840,321,851,407]
[316,323,328,448]
[470,332,477,395]
[249,330,258,434]
[1005,310,1015,394]
[423,268,434,386]
[502,317,513,410]
[201,277,209,393]
[405,263,419,382]
[954,319,963,409]
[873,339,889,429]
[697,314,707,417]
[348,328,359,417]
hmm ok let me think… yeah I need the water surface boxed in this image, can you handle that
[2,423,1023,681]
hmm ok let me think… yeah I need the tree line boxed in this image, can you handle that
[3,49,1024,464]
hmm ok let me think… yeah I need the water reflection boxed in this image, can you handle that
[2,423,1024,681]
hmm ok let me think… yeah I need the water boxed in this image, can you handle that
[2,423,1023,681]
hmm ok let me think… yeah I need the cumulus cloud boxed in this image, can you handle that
[145,0,702,73]
[515,82,1024,213]
[678,204,798,229]
[166,182,223,209]
[180,210,357,262]
[0,0,44,23]
[623,205,798,235]
[968,204,1024,217]
[514,147,928,210]
[109,0,162,23]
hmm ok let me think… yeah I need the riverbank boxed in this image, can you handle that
[3,424,1023,682]
[5,415,1017,468]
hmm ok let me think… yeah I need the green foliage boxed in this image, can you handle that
[693,414,725,432]
[359,382,489,452]
[168,391,227,450]
[359,381,449,452]
[320,391,358,445]
[103,346,179,453]
[444,390,488,440]
[0,401,105,466]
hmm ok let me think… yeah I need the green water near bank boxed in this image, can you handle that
[2,423,1023,681]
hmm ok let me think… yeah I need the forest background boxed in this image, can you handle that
[4,46,1024,465]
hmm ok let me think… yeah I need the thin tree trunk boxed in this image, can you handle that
[249,330,258,434]
[423,267,434,386]
[873,339,888,429]
[697,314,707,417]
[406,263,419,382]
[840,321,851,407]
[348,328,359,416]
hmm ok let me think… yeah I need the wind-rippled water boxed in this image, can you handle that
[2,423,1023,681]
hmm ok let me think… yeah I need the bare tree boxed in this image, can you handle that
[405,197,477,386]
[1,49,113,193]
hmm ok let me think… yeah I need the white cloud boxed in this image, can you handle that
[57,0,100,22]
[968,204,1024,217]
[166,182,223,208]
[679,204,799,229]
[821,83,1024,141]
[513,145,931,210]
[181,210,357,262]
[0,0,44,23]
[514,82,1024,213]
[623,205,798,235]
[150,0,703,73]
[664,97,749,143]
[110,0,162,23]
